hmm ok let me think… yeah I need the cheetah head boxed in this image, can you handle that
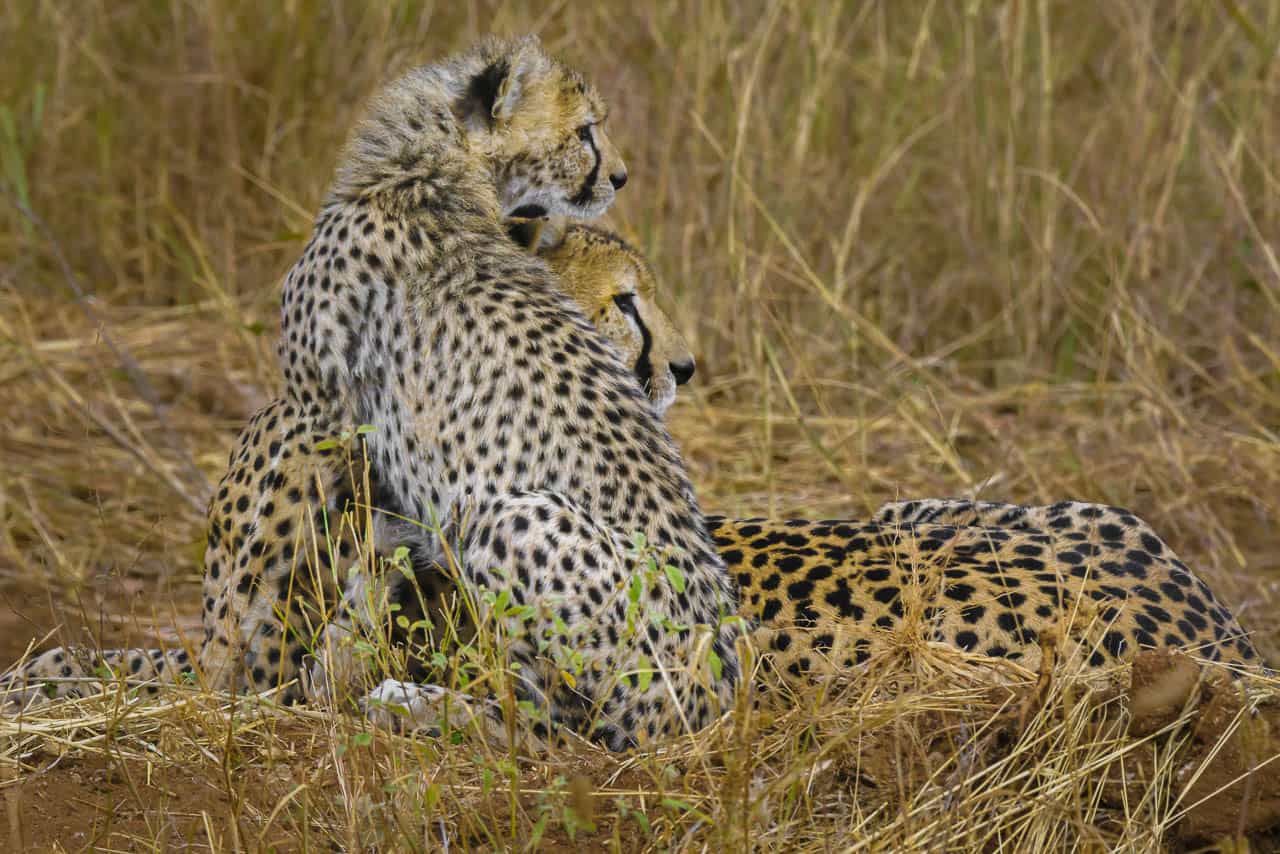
[456,35,627,220]
[510,217,695,416]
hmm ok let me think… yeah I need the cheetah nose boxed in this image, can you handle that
[609,171,628,190]
[671,359,695,386]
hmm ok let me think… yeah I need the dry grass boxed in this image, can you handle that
[1,0,1280,850]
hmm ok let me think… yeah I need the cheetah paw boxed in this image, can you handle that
[361,680,545,750]
[361,680,459,736]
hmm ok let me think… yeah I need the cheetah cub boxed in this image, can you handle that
[261,35,741,751]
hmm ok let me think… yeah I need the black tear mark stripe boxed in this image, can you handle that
[614,295,653,392]
[571,130,601,206]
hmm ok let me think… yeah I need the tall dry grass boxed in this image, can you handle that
[1,1,1280,850]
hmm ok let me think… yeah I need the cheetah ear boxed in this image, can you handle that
[506,218,542,251]
[492,36,545,122]
[506,215,568,253]
[474,35,544,125]
[535,215,568,251]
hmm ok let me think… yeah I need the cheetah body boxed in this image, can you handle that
[256,36,745,749]
[718,500,1260,681]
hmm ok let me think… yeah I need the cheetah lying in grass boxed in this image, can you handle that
[5,220,1262,748]
[1,37,1264,752]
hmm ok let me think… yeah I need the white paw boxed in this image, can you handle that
[361,679,454,734]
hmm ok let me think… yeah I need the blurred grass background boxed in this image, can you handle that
[1,1,1279,849]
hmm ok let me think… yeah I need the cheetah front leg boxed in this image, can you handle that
[302,570,406,707]
[303,576,380,706]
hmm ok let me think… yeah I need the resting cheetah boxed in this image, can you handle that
[507,239,1262,677]
[5,216,1264,739]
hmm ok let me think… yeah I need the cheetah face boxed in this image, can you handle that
[510,218,695,417]
[458,36,627,220]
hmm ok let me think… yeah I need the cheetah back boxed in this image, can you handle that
[709,514,1262,680]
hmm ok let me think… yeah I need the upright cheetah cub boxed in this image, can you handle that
[269,35,741,750]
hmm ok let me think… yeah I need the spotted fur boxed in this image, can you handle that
[717,505,1261,681]
[255,34,748,751]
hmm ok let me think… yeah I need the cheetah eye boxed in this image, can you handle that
[613,293,638,317]
[577,124,594,143]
